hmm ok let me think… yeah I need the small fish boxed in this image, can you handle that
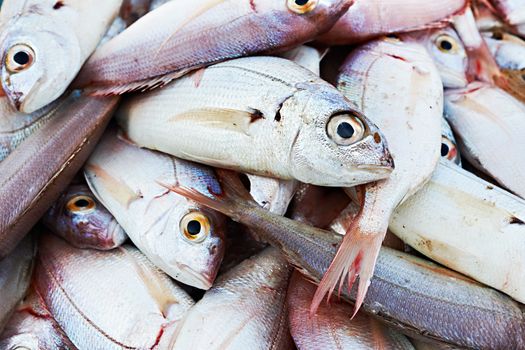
[287,271,415,350]
[85,128,226,289]
[74,0,353,94]
[316,38,442,315]
[0,236,35,334]
[402,27,468,88]
[444,82,525,199]
[317,0,468,45]
[490,0,525,25]
[42,182,127,250]
[35,233,195,350]
[0,289,77,350]
[166,170,525,349]
[0,0,122,112]
[0,92,119,258]
[483,30,525,70]
[117,56,394,187]
[440,118,461,165]
[168,248,294,350]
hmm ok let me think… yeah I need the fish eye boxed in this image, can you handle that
[287,0,318,14]
[180,212,211,243]
[435,35,458,54]
[5,44,35,73]
[441,137,457,161]
[326,113,365,146]
[491,31,504,40]
[66,195,96,214]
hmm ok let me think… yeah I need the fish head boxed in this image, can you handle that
[163,205,226,290]
[440,118,461,165]
[44,184,126,249]
[424,27,468,88]
[285,84,394,187]
[0,15,80,113]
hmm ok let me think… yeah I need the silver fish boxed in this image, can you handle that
[0,0,122,112]
[42,182,127,250]
[85,128,226,289]
[168,248,294,350]
[483,29,525,70]
[35,233,195,350]
[117,56,394,187]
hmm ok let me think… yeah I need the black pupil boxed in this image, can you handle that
[13,51,30,65]
[337,122,355,139]
[75,199,90,208]
[441,143,450,157]
[187,220,201,235]
[295,0,309,5]
[440,40,453,51]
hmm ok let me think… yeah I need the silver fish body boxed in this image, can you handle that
[0,236,35,334]
[85,128,226,289]
[117,56,394,187]
[168,248,293,350]
[42,183,127,250]
[0,0,122,112]
[444,82,525,198]
[35,233,195,350]
[0,289,76,350]
[288,271,415,350]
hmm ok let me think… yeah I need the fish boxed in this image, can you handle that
[166,170,525,349]
[0,0,122,112]
[0,94,65,162]
[117,56,394,187]
[490,0,525,25]
[35,233,195,350]
[483,29,525,70]
[316,38,442,315]
[0,289,77,350]
[401,27,468,88]
[168,247,294,350]
[444,82,525,198]
[440,118,461,165]
[247,175,298,215]
[287,271,415,350]
[411,339,460,350]
[391,159,525,303]
[42,182,127,250]
[279,45,327,75]
[0,236,35,334]
[316,0,468,45]
[84,127,226,289]
[0,92,119,258]
[74,0,354,95]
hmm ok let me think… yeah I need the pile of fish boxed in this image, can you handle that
[0,0,524,349]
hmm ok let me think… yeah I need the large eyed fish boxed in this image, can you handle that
[313,38,442,315]
[117,56,394,187]
[84,128,226,289]
[0,0,122,112]
[42,182,127,250]
[74,0,353,94]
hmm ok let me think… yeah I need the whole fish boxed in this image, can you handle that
[0,236,35,334]
[317,0,468,45]
[288,271,415,350]
[0,95,64,162]
[0,289,77,350]
[84,128,226,289]
[117,56,394,187]
[402,27,468,88]
[35,233,195,350]
[490,0,525,25]
[444,82,525,198]
[0,92,119,258]
[74,0,353,95]
[315,38,442,315]
[0,0,122,112]
[166,170,525,349]
[42,182,127,250]
[391,159,525,303]
[440,118,461,165]
[168,248,294,350]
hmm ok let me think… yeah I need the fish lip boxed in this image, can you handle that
[441,71,469,89]
[106,220,126,247]
[179,264,214,290]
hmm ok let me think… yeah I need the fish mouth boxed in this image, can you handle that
[179,264,215,290]
[441,69,469,89]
